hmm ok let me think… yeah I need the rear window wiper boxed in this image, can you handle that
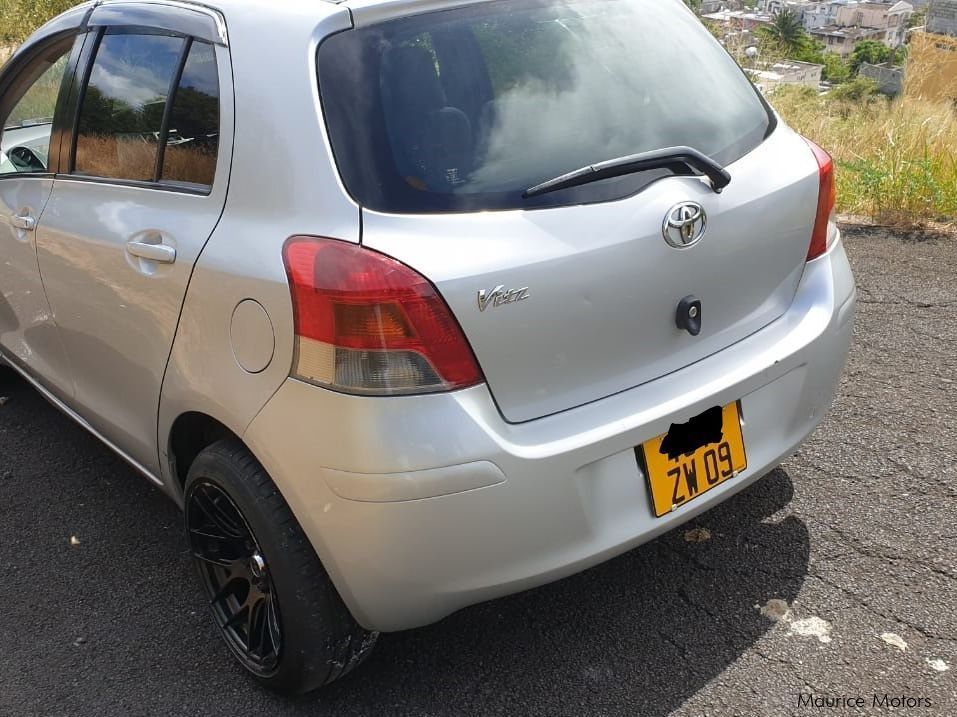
[523,146,732,199]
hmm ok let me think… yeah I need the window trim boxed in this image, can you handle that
[66,27,219,196]
[52,172,214,197]
[87,2,228,47]
[67,27,103,176]
[54,30,98,176]
[154,36,193,182]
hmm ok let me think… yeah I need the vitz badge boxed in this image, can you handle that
[478,285,530,312]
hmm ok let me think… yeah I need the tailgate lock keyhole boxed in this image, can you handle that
[676,296,702,336]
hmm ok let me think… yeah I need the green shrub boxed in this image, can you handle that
[827,77,882,102]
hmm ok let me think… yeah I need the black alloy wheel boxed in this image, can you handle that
[186,480,282,676]
[183,440,378,693]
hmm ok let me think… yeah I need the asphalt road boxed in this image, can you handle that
[1,227,955,717]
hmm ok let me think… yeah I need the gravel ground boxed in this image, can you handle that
[0,227,954,717]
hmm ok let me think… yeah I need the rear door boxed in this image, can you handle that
[318,0,823,423]
[36,4,231,473]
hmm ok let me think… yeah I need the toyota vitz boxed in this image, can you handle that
[0,0,856,693]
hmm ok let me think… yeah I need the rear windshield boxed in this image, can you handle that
[317,0,774,213]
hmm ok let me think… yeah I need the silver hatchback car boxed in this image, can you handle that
[0,0,855,693]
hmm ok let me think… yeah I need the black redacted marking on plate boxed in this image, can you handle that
[659,406,725,461]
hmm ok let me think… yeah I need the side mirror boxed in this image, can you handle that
[7,146,45,172]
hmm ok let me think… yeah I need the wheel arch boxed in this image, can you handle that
[167,411,243,499]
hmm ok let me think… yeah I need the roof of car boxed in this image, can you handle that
[162,0,481,12]
[173,0,494,27]
[24,0,495,53]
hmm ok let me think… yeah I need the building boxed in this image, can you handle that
[757,0,913,45]
[701,8,775,31]
[811,24,889,54]
[835,1,893,28]
[833,1,914,46]
[802,2,844,30]
[761,0,816,18]
[908,0,957,100]
[927,0,957,33]
[886,1,916,45]
[749,60,826,92]
[699,0,726,14]
[701,9,774,50]
[758,0,844,29]
[860,61,905,93]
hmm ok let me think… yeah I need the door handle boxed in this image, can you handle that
[10,214,36,231]
[126,239,176,264]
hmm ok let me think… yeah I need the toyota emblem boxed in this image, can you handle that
[663,202,707,249]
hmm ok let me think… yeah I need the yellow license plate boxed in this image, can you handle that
[641,402,747,518]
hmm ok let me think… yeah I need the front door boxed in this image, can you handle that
[0,35,79,398]
[36,18,231,475]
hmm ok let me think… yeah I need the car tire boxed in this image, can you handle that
[184,439,377,693]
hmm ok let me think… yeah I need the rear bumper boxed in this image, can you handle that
[245,238,856,632]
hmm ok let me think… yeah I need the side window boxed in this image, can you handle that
[74,32,185,182]
[0,40,73,176]
[161,41,220,189]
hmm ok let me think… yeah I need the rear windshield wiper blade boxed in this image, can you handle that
[524,146,732,199]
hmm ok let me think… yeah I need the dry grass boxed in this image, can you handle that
[773,47,957,227]
[774,86,957,226]
[74,134,216,186]
[163,142,217,186]
[75,135,158,181]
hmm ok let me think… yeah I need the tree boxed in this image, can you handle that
[791,37,827,65]
[0,0,83,42]
[848,40,893,74]
[760,10,809,55]
[822,53,851,83]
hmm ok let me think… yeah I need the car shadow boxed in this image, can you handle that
[0,370,809,717]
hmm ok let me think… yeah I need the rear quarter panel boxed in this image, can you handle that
[156,5,358,499]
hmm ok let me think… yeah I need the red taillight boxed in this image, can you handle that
[804,137,836,262]
[282,236,483,395]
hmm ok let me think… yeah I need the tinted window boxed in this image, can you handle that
[74,32,185,182]
[161,41,219,188]
[318,0,773,213]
